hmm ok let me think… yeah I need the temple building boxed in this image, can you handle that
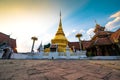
[84,24,120,56]
[68,24,120,56]
[0,32,17,53]
[51,12,68,52]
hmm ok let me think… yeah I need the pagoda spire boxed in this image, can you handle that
[59,11,62,27]
[51,11,68,52]
[56,11,65,36]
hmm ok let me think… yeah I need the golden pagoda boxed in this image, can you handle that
[51,12,68,52]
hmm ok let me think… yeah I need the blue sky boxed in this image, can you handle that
[0,0,120,52]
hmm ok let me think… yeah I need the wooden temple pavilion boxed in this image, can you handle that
[85,24,120,56]
[68,24,120,56]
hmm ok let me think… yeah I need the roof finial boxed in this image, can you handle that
[60,10,61,17]
[95,20,100,26]
[95,20,97,24]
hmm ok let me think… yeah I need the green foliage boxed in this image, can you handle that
[44,43,51,49]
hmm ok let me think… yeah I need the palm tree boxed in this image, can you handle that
[31,36,38,52]
[76,33,82,50]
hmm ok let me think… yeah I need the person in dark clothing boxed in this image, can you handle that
[2,47,13,59]
[2,48,8,59]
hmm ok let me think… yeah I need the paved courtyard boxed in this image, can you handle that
[0,60,120,80]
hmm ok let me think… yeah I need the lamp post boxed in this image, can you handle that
[76,33,82,51]
[31,36,38,53]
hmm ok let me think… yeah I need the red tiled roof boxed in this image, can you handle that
[96,31,111,37]
[94,37,112,46]
[68,42,80,50]
[82,41,92,49]
[68,41,92,50]
[110,29,120,43]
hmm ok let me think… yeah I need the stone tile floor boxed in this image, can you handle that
[0,60,120,80]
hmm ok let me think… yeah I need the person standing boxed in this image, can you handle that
[2,47,13,59]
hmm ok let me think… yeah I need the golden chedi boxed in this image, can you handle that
[51,12,68,52]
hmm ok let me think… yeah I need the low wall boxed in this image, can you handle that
[1,52,120,60]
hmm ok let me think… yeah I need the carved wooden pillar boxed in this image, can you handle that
[96,46,102,56]
[105,46,109,56]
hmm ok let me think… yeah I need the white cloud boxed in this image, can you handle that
[69,28,95,41]
[86,28,95,39]
[66,29,77,37]
[105,11,120,30]
[72,29,77,33]
[110,11,120,18]
[66,27,96,41]
[66,28,93,41]
[66,32,71,37]
[66,29,85,37]
[79,29,85,33]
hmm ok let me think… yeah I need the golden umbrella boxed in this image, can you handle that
[31,36,38,52]
[75,33,82,50]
